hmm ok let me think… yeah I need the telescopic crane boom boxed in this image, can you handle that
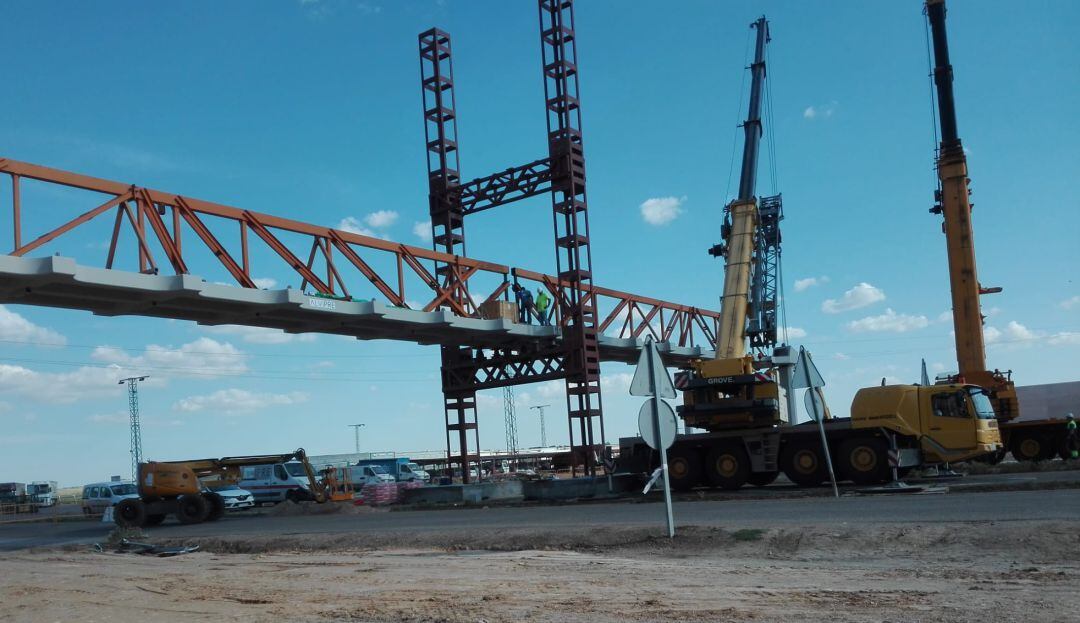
[925,0,1018,421]
[680,16,791,431]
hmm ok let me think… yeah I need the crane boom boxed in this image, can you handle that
[715,16,769,361]
[925,0,1018,421]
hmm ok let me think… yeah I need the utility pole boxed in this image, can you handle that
[348,423,365,454]
[503,386,519,469]
[530,404,550,448]
[118,376,149,481]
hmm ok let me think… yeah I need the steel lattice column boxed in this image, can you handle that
[420,29,481,483]
[539,0,604,476]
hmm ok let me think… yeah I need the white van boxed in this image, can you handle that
[81,481,139,516]
[334,464,395,489]
[238,463,313,504]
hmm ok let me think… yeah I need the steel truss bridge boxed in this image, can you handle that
[0,0,719,479]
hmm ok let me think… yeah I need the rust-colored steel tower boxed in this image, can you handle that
[419,0,604,481]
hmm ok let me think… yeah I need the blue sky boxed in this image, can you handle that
[1,0,1077,485]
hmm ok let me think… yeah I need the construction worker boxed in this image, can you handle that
[521,288,535,325]
[1066,413,1078,460]
[535,289,551,326]
[512,283,526,323]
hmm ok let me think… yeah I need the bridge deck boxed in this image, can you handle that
[0,255,712,366]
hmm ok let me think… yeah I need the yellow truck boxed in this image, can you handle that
[620,382,1001,491]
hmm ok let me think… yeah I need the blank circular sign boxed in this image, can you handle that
[638,399,678,450]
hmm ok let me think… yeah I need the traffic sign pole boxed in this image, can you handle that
[647,342,676,538]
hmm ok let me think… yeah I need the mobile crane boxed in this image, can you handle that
[618,15,1001,490]
[924,0,1072,463]
[114,448,327,528]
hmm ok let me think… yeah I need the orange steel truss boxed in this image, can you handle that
[1,157,718,349]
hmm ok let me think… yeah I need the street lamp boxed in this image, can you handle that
[348,423,365,454]
[529,405,550,448]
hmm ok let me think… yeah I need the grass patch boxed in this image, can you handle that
[731,529,765,542]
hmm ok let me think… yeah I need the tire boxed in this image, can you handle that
[1011,433,1052,462]
[666,448,703,491]
[203,492,226,521]
[746,471,780,487]
[113,498,146,528]
[176,494,209,525]
[838,437,889,485]
[285,489,305,504]
[704,444,750,490]
[781,441,827,487]
[144,513,166,526]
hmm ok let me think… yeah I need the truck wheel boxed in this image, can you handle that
[746,471,780,487]
[704,445,749,490]
[839,438,889,485]
[144,513,166,527]
[1011,434,1051,462]
[781,442,826,487]
[176,494,209,524]
[285,489,304,504]
[203,492,226,521]
[114,499,146,528]
[666,448,703,491]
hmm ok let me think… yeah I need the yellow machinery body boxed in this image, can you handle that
[851,383,1002,463]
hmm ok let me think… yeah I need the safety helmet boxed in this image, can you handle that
[1068,413,1076,420]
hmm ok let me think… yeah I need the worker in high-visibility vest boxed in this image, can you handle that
[1066,413,1078,460]
[535,289,551,326]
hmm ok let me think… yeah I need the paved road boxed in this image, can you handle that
[3,487,1078,552]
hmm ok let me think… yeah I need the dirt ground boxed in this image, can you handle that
[1,521,1077,623]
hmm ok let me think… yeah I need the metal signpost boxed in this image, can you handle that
[630,338,678,538]
[792,347,840,498]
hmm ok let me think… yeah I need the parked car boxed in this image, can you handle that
[355,458,429,483]
[206,484,255,511]
[80,481,139,516]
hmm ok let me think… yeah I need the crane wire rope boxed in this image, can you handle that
[723,25,755,203]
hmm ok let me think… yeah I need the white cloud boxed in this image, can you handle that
[833,352,850,361]
[91,337,248,377]
[1060,296,1080,311]
[600,372,633,393]
[0,363,129,404]
[936,310,953,324]
[337,216,378,238]
[981,320,1078,348]
[413,220,432,242]
[173,389,309,415]
[794,276,829,292]
[639,196,685,226]
[202,324,317,345]
[784,327,808,339]
[364,210,398,229]
[803,101,837,120]
[847,308,929,333]
[0,306,66,346]
[1048,332,1080,346]
[822,283,886,314]
[88,411,128,425]
[253,277,277,289]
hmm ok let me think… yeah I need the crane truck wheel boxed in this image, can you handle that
[114,498,147,528]
[780,442,826,487]
[838,438,889,485]
[176,494,210,525]
[203,492,226,521]
[704,445,749,490]
[666,448,703,491]
[1011,434,1051,462]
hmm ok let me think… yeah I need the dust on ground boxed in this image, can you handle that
[1,521,1076,623]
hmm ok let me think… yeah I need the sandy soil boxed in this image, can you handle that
[1,521,1077,623]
